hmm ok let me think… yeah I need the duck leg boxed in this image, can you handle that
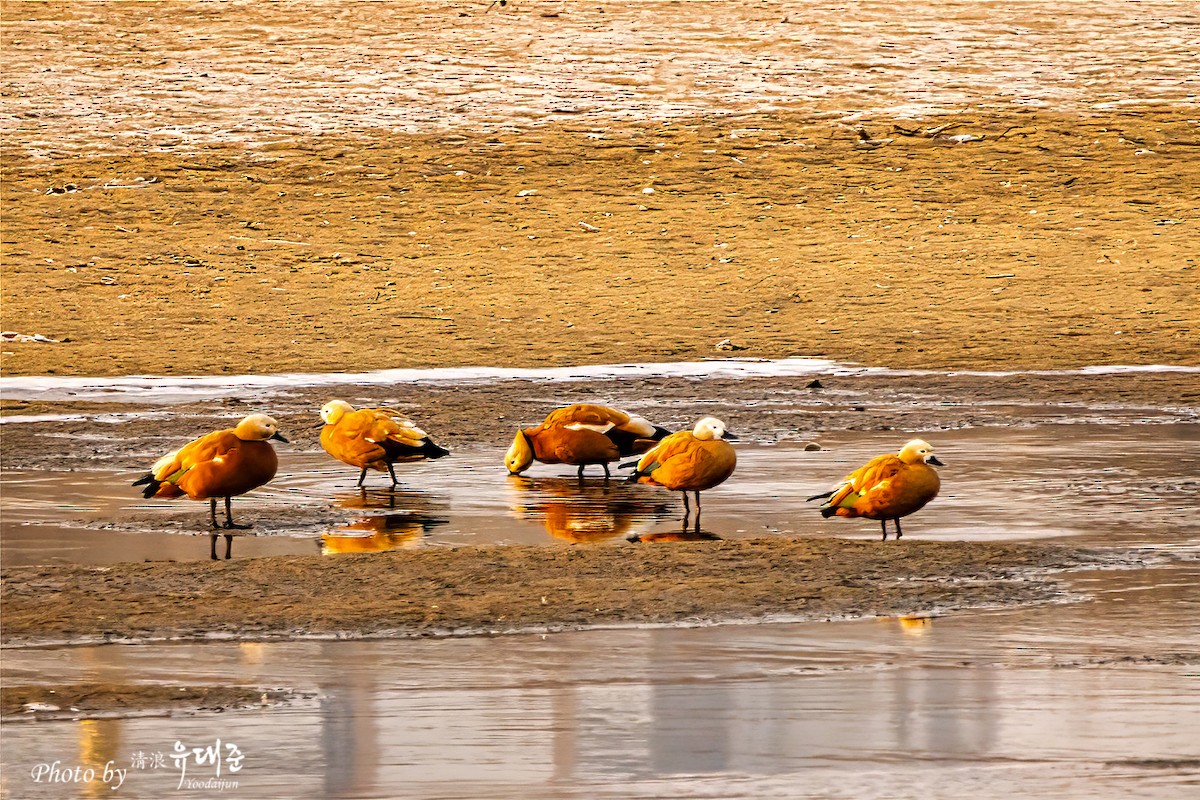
[386,461,399,488]
[577,464,586,479]
[207,493,225,560]
[880,519,889,541]
[694,492,703,524]
[894,518,903,540]
[356,467,368,488]
[223,534,233,560]
[602,463,611,481]
[681,491,691,529]
[222,496,252,530]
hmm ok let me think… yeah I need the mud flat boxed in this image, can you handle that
[0,537,1104,647]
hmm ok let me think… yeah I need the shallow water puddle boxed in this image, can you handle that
[2,424,1197,566]
[2,565,1197,799]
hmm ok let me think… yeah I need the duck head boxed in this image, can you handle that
[692,417,738,441]
[898,439,943,466]
[235,414,288,443]
[319,399,355,427]
[505,430,535,474]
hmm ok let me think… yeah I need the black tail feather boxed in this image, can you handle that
[132,473,162,499]
[620,458,648,482]
[383,437,450,461]
[806,490,834,503]
[606,424,673,457]
[421,438,451,459]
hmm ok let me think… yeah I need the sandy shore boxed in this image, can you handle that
[0,538,1102,648]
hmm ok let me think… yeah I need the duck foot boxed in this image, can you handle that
[221,496,251,530]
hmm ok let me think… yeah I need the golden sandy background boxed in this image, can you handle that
[2,0,1197,377]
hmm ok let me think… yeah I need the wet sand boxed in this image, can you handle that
[0,537,1098,648]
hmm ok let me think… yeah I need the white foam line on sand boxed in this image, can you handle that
[0,358,1196,405]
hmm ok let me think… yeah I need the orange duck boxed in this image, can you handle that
[319,400,450,487]
[504,403,671,478]
[132,414,288,559]
[624,416,737,525]
[807,439,943,540]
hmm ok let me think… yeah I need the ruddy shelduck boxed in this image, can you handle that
[132,414,288,559]
[624,417,738,525]
[504,403,671,478]
[807,439,943,540]
[319,400,450,487]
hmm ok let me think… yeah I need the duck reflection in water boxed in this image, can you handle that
[320,512,449,555]
[506,475,675,543]
[894,614,933,636]
[628,529,723,543]
[324,488,447,554]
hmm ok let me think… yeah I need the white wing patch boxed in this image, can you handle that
[621,415,657,437]
[388,434,426,448]
[563,422,616,435]
[152,449,179,478]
